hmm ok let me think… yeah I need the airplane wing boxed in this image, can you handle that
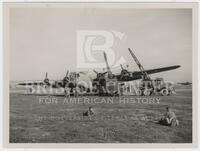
[117,65,180,81]
[143,65,180,75]
[16,72,53,86]
[16,80,55,86]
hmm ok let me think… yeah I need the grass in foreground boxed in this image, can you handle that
[9,88,192,143]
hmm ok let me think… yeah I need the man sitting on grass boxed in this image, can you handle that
[83,106,95,117]
[159,106,179,127]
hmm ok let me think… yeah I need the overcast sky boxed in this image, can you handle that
[10,8,192,82]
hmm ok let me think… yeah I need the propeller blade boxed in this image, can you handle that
[93,70,98,74]
[103,52,108,68]
[120,64,124,70]
[102,71,108,75]
[45,72,48,79]
[103,51,112,74]
[66,70,69,77]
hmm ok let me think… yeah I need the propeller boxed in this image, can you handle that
[128,48,151,80]
[44,72,50,85]
[63,70,69,81]
[92,69,107,79]
[66,70,69,77]
[63,70,70,85]
[103,51,112,75]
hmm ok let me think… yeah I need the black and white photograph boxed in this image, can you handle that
[3,2,198,148]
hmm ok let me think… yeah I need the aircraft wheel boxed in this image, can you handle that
[143,89,151,96]
[161,88,169,96]
[135,89,142,96]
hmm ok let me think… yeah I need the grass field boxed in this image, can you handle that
[10,86,192,143]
